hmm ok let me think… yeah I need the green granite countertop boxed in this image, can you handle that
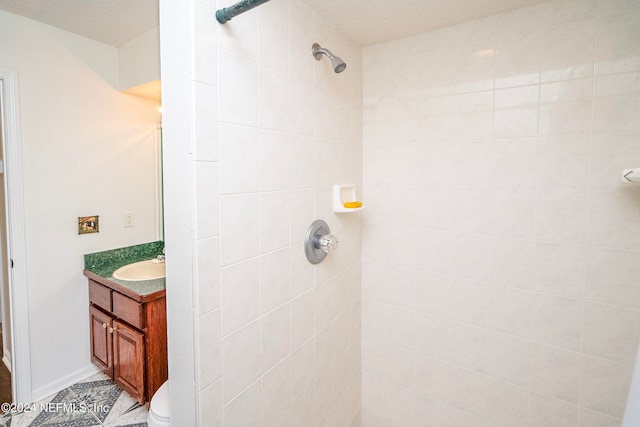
[84,241,165,297]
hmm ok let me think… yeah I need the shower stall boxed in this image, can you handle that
[159,0,640,425]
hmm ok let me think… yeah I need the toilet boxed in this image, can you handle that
[147,380,170,427]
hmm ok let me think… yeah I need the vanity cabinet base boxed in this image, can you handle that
[87,278,167,404]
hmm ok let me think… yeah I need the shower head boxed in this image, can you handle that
[312,43,347,73]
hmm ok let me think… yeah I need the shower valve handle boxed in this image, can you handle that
[316,234,339,254]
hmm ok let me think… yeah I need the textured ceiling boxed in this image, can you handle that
[0,0,158,47]
[300,0,549,46]
[0,0,549,48]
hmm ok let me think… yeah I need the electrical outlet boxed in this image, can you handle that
[124,212,135,228]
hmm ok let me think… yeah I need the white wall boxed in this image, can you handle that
[361,0,640,425]
[0,10,160,399]
[160,0,363,424]
[118,27,160,98]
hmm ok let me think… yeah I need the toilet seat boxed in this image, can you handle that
[147,380,170,427]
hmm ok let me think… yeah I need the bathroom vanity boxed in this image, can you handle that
[83,242,167,404]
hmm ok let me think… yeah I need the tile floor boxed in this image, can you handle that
[0,373,148,426]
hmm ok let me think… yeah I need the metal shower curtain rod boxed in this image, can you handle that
[216,0,272,23]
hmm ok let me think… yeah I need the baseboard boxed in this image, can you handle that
[2,349,10,372]
[31,364,100,403]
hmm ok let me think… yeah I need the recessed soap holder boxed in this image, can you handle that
[333,184,364,213]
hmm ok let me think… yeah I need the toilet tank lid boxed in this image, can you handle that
[150,381,170,418]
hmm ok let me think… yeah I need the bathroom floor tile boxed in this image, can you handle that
[2,387,102,426]
[0,373,148,427]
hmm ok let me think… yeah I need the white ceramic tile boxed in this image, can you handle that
[530,294,583,351]
[582,302,640,364]
[216,0,257,61]
[289,242,314,298]
[259,131,290,191]
[193,82,218,162]
[291,290,314,349]
[257,0,289,71]
[489,238,534,289]
[539,79,593,136]
[223,381,261,427]
[484,379,529,427]
[587,190,640,250]
[488,189,536,239]
[454,45,495,94]
[291,382,315,427]
[541,20,595,82]
[220,194,259,266]
[260,248,290,314]
[531,242,586,298]
[534,190,588,244]
[315,324,335,379]
[262,358,291,427]
[447,279,488,328]
[593,73,640,133]
[591,133,640,191]
[528,392,578,426]
[197,309,222,389]
[536,135,591,190]
[222,320,261,403]
[315,366,335,423]
[494,33,542,89]
[530,343,581,403]
[382,344,417,389]
[580,408,623,427]
[288,0,314,84]
[196,236,221,315]
[259,66,290,132]
[446,323,487,373]
[219,123,259,194]
[486,285,532,339]
[585,247,640,308]
[580,355,633,418]
[193,1,217,86]
[491,138,538,188]
[259,191,290,253]
[198,379,223,425]
[291,338,315,397]
[484,332,531,388]
[449,233,494,282]
[194,161,219,239]
[261,303,291,372]
[494,107,539,138]
[221,258,260,336]
[315,276,337,333]
[289,136,314,190]
[218,51,258,127]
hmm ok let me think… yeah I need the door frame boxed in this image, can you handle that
[0,67,32,403]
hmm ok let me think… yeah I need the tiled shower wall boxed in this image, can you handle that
[361,0,640,425]
[212,0,363,425]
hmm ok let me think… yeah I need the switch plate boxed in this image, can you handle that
[124,212,135,228]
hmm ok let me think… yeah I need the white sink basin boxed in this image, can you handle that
[112,259,165,281]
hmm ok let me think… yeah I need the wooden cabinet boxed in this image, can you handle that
[86,277,167,404]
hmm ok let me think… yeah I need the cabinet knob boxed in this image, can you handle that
[102,323,107,329]
[108,326,117,334]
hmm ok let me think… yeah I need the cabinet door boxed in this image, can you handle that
[112,320,145,404]
[89,306,113,377]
